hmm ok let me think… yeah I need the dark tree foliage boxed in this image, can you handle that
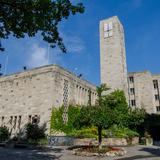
[0,0,84,51]
[74,87,146,146]
[103,90,129,126]
[25,123,46,141]
[74,84,113,146]
[0,126,10,142]
[127,108,146,130]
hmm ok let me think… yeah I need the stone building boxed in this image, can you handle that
[1,16,160,135]
[128,71,160,114]
[100,16,160,114]
[0,65,96,135]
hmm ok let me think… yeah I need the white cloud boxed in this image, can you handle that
[60,33,85,54]
[66,36,85,53]
[27,44,49,68]
[26,33,85,69]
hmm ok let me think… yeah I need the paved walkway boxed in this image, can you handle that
[0,145,160,160]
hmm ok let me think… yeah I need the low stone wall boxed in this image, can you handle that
[48,136,74,146]
[73,137,139,146]
[48,136,139,146]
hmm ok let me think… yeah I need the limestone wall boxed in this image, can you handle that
[128,71,156,113]
[152,74,160,113]
[0,65,96,135]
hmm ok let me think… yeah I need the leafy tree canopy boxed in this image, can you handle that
[74,88,146,145]
[103,90,129,126]
[127,108,146,130]
[0,0,84,52]
[0,126,10,142]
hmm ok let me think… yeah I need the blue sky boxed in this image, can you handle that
[0,0,160,86]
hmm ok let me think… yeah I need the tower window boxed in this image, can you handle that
[156,106,160,112]
[104,22,113,38]
[130,88,135,95]
[129,77,134,83]
[153,80,158,89]
[131,100,136,106]
[155,94,159,101]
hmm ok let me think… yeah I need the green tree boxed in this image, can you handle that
[95,84,110,145]
[75,84,114,147]
[74,87,145,147]
[103,90,129,127]
[127,108,146,130]
[0,0,84,51]
[25,123,46,141]
[0,126,10,142]
[103,90,146,130]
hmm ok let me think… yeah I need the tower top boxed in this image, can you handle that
[100,16,123,31]
[100,16,120,22]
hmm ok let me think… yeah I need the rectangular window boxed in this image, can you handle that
[131,100,136,106]
[155,94,159,101]
[156,106,160,112]
[130,88,135,95]
[129,76,134,83]
[153,80,158,89]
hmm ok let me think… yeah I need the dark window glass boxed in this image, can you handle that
[155,94,159,101]
[130,88,135,95]
[129,77,134,83]
[131,100,136,106]
[156,106,160,112]
[153,80,158,89]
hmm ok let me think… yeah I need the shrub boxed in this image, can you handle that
[0,126,10,142]
[25,123,46,142]
[105,125,139,138]
[68,127,98,138]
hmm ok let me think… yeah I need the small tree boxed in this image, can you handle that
[103,90,146,131]
[127,108,146,130]
[25,123,46,142]
[0,126,10,142]
[103,90,129,127]
[75,86,138,147]
[75,84,114,147]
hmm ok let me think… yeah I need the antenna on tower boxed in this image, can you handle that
[4,55,8,75]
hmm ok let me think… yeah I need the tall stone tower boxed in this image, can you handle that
[100,16,128,96]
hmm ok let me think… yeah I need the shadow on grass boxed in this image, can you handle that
[0,148,62,160]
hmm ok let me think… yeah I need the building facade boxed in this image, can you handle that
[100,16,160,114]
[0,65,96,135]
[1,16,160,136]
[128,71,160,114]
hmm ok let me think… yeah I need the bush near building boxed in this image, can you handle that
[25,123,47,143]
[0,126,10,142]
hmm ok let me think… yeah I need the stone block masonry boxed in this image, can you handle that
[0,65,96,135]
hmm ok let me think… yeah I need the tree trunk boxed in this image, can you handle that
[98,126,102,149]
